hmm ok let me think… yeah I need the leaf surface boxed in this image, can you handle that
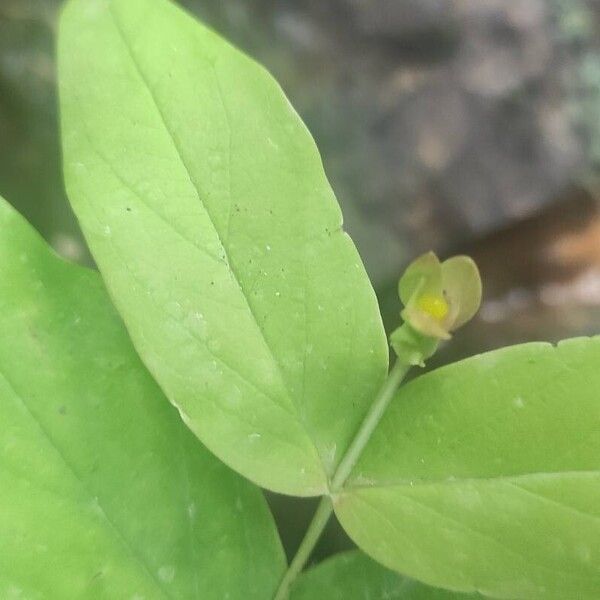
[0,196,285,599]
[291,550,485,600]
[335,339,600,599]
[59,0,388,496]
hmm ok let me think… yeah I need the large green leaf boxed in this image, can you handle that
[335,339,600,599]
[59,0,388,497]
[291,550,484,600]
[0,196,285,599]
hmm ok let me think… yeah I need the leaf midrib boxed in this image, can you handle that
[342,468,600,492]
[0,368,174,599]
[106,3,326,474]
[351,492,598,587]
[76,129,297,422]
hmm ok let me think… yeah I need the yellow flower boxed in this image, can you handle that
[398,251,482,340]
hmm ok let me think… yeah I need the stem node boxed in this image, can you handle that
[272,359,411,599]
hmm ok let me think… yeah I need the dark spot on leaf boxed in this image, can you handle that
[58,405,67,415]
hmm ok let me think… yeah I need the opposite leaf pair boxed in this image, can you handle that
[3,195,475,599]
[3,192,600,599]
[59,0,600,597]
[2,0,599,598]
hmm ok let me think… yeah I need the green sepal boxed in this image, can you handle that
[389,323,439,367]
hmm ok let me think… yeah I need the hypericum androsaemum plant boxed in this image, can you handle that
[0,0,598,597]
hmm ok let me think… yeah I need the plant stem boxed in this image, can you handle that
[273,497,333,600]
[273,359,411,599]
[330,358,410,491]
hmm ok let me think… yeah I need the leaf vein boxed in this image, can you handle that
[0,369,174,599]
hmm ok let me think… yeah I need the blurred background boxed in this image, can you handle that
[2,0,600,566]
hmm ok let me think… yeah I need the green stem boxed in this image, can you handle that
[273,359,411,599]
[330,359,410,491]
[273,497,333,600]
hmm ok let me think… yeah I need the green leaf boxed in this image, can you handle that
[291,550,485,600]
[0,196,285,599]
[59,0,388,496]
[335,339,600,599]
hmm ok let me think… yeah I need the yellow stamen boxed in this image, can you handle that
[417,293,449,322]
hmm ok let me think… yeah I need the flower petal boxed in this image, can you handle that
[398,251,442,306]
[441,255,482,330]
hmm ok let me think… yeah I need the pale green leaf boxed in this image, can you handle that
[59,0,388,496]
[291,550,485,600]
[335,339,600,599]
[0,196,285,599]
